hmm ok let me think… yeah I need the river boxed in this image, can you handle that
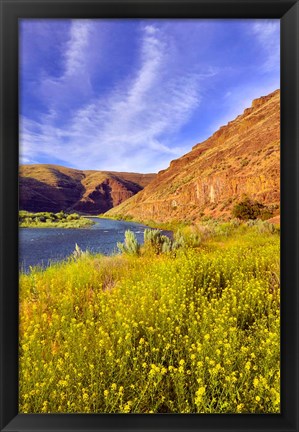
[19,218,170,272]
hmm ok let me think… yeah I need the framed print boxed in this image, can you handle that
[0,0,298,431]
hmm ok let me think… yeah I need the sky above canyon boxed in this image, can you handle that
[20,19,280,173]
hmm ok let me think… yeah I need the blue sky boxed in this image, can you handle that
[20,19,280,173]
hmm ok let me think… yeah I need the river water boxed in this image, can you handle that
[19,218,169,272]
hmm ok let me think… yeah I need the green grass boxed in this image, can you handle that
[19,223,280,413]
[19,211,94,228]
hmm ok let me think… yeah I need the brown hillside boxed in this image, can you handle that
[106,89,280,222]
[19,164,156,214]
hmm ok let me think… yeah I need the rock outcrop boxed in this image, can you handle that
[106,89,280,222]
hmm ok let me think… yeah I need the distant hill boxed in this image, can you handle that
[106,89,280,223]
[19,164,156,214]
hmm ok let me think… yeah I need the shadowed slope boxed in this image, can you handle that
[19,164,156,214]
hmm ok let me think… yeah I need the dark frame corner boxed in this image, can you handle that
[1,1,298,431]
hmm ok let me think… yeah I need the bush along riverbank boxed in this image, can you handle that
[19,219,280,413]
[19,210,94,228]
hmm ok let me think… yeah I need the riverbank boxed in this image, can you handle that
[19,217,164,272]
[19,211,94,228]
[19,221,280,413]
[99,213,198,232]
[100,213,280,233]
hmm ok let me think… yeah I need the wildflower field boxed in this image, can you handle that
[19,222,280,413]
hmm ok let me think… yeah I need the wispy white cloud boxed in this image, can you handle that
[64,20,92,77]
[38,20,98,107]
[20,23,208,172]
[251,20,280,73]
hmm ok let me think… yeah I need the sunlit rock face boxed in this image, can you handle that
[107,89,280,222]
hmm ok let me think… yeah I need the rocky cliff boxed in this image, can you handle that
[106,89,280,223]
[19,164,156,214]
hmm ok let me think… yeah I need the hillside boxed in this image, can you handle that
[106,89,280,223]
[19,165,156,214]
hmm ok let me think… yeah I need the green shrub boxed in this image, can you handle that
[230,218,241,228]
[67,214,80,221]
[143,229,176,254]
[232,197,273,221]
[172,230,186,249]
[161,235,173,253]
[72,243,89,259]
[56,211,66,220]
[144,229,163,254]
[117,230,140,256]
[260,210,274,221]
[246,219,276,234]
[214,222,233,237]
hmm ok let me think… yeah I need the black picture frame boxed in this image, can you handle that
[1,0,298,431]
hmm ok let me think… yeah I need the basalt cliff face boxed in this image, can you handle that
[19,164,156,214]
[106,89,280,223]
